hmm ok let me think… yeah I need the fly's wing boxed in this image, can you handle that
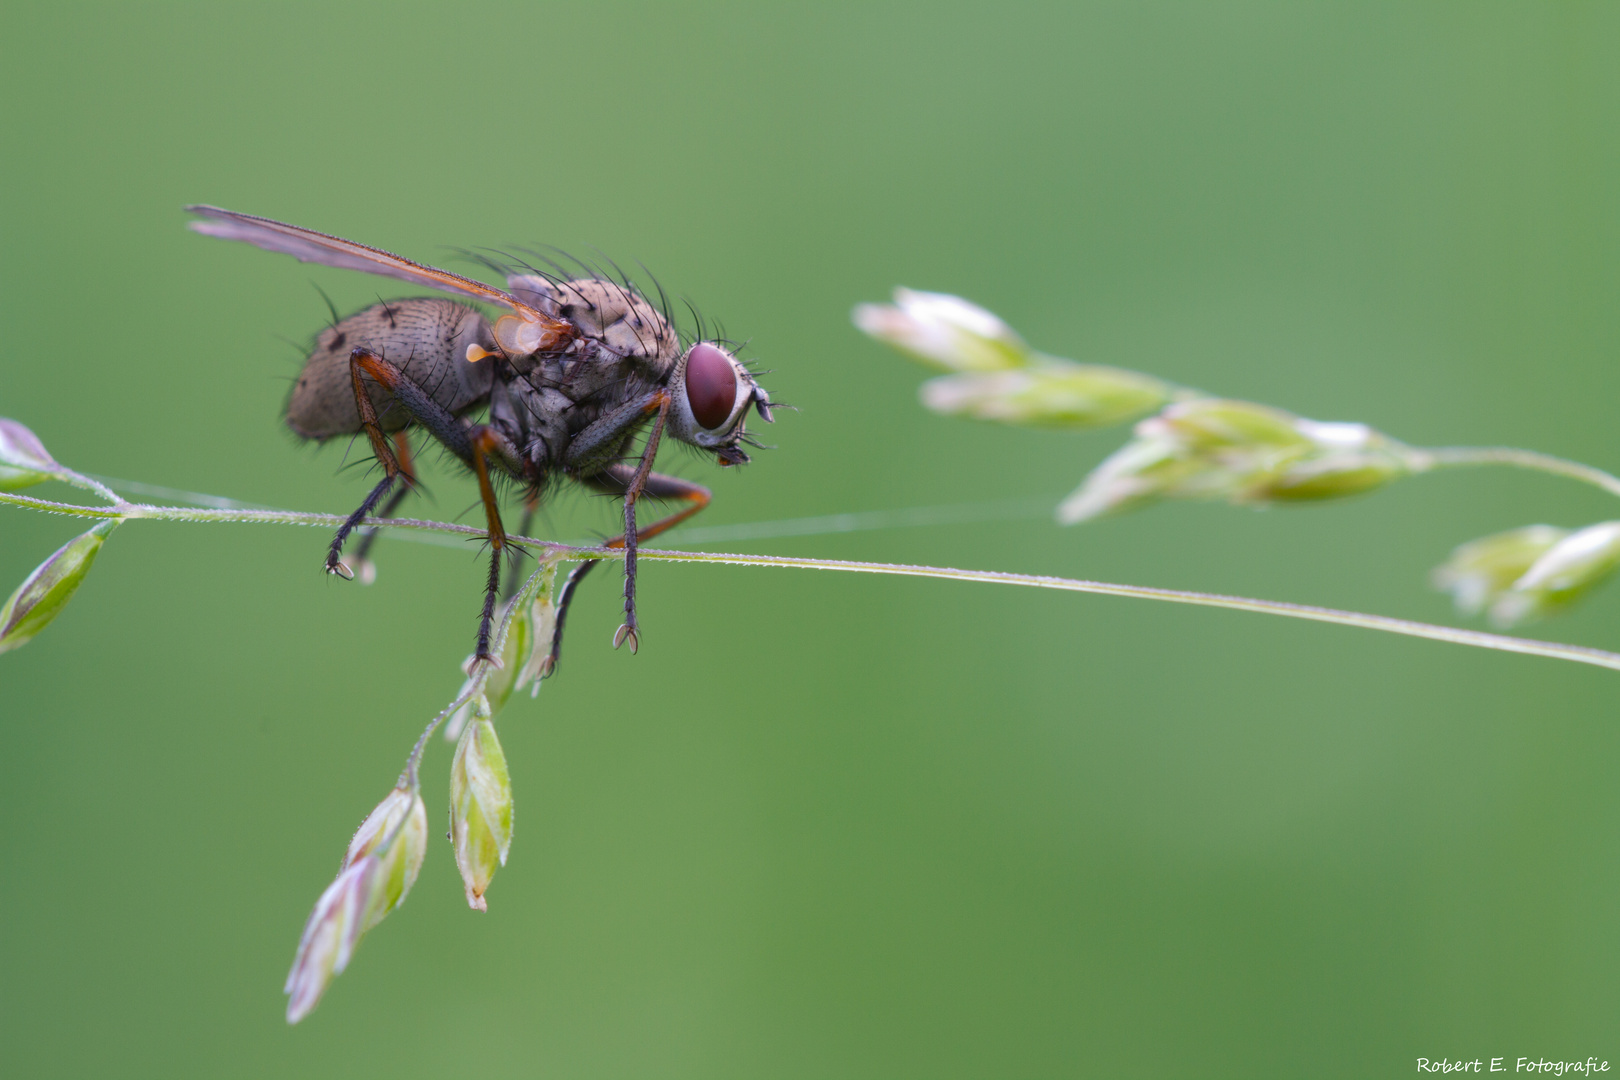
[186,205,574,355]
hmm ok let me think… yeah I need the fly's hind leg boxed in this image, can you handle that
[332,347,520,664]
[325,350,408,578]
[349,430,418,584]
[543,467,711,677]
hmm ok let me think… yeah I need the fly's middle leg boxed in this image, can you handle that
[468,425,517,664]
[612,393,673,654]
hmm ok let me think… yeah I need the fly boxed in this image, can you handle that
[186,206,773,670]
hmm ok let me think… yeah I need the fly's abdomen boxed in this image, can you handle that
[286,298,496,439]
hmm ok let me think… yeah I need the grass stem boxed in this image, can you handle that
[1414,446,1620,500]
[7,486,1618,675]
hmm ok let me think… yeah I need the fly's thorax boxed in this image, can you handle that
[668,342,774,465]
[502,275,769,464]
[506,275,679,370]
[504,276,682,448]
[286,299,495,440]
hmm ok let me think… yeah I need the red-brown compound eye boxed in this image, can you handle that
[684,343,739,430]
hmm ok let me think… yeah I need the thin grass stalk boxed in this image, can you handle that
[5,487,1619,675]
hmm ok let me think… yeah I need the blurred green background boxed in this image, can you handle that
[4,2,1620,1075]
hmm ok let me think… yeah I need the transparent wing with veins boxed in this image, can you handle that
[185,205,573,355]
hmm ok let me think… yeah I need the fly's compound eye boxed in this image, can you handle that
[684,343,739,430]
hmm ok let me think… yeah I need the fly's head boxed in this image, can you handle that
[667,342,773,466]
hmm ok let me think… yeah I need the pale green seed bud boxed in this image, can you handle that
[1432,525,1569,627]
[1058,400,1298,523]
[0,520,116,654]
[481,599,530,715]
[1259,452,1411,501]
[515,561,559,695]
[283,786,429,1023]
[1254,421,1412,502]
[1058,400,1411,523]
[443,583,543,743]
[344,787,428,933]
[852,288,1029,372]
[1148,399,1309,451]
[1513,520,1620,602]
[450,700,513,912]
[919,360,1170,430]
[1056,435,1186,523]
[284,857,373,1024]
[0,417,58,491]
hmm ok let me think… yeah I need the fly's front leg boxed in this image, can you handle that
[545,465,710,675]
[562,390,664,473]
[560,389,673,653]
[612,393,673,653]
